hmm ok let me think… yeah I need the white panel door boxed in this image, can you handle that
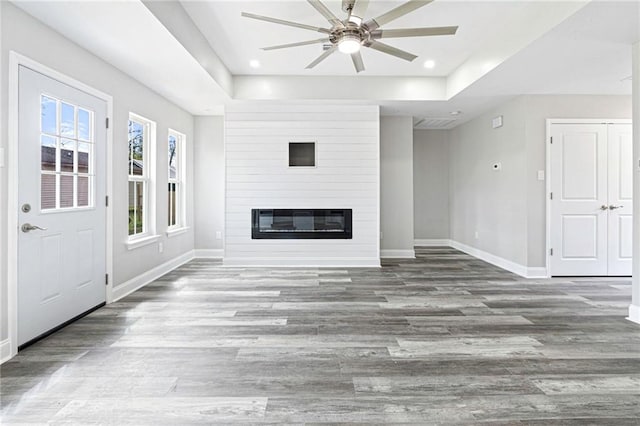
[550,124,608,275]
[18,66,107,347]
[607,124,633,275]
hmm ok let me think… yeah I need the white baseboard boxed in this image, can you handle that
[414,239,452,247]
[449,240,544,279]
[112,250,195,302]
[628,304,640,325]
[193,249,224,259]
[526,267,549,279]
[223,257,381,267]
[0,339,12,364]
[380,249,416,259]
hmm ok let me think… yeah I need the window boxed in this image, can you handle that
[40,95,94,210]
[127,113,155,239]
[167,130,185,230]
[289,142,316,167]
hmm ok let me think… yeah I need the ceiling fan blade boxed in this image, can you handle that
[307,0,343,27]
[372,26,458,39]
[242,12,331,34]
[351,51,365,73]
[366,40,417,62]
[305,46,337,69]
[365,0,433,30]
[349,0,369,24]
[262,38,330,51]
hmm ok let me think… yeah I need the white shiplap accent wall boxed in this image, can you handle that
[224,104,380,266]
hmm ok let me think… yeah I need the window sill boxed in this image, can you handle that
[125,234,161,251]
[166,226,190,238]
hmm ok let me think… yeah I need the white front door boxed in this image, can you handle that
[18,66,107,347]
[550,122,633,276]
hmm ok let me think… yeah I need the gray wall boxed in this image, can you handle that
[413,130,449,240]
[380,116,414,254]
[194,115,225,251]
[447,94,632,268]
[0,3,195,342]
[449,97,529,265]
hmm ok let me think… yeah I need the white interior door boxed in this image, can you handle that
[550,122,633,276]
[18,66,107,347]
[607,123,633,275]
[550,123,608,276]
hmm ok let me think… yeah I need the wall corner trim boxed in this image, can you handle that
[380,249,416,259]
[525,267,549,279]
[194,249,224,259]
[111,250,195,302]
[628,304,640,325]
[0,339,12,364]
[414,239,452,247]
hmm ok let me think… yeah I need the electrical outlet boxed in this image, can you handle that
[215,231,222,240]
[158,242,164,253]
[537,170,545,181]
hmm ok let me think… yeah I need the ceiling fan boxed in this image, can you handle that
[241,0,457,73]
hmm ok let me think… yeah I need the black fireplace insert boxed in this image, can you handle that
[251,209,352,239]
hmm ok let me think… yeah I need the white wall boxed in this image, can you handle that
[630,42,640,324]
[0,1,5,350]
[380,116,415,256]
[413,130,449,240]
[194,115,225,254]
[0,3,195,344]
[224,104,380,266]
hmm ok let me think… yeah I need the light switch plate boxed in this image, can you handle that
[492,115,503,129]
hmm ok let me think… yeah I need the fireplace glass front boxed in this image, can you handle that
[251,209,352,239]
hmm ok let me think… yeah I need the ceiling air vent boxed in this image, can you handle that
[414,118,459,130]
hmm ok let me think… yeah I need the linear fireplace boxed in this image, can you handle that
[251,209,352,239]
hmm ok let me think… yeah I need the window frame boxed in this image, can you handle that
[39,94,96,212]
[167,129,186,233]
[127,112,157,246]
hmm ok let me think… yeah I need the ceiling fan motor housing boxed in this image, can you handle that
[330,23,367,47]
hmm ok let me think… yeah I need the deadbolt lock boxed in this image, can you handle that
[21,204,31,213]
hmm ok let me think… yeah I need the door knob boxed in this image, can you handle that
[21,223,47,233]
[600,205,609,211]
[609,205,624,210]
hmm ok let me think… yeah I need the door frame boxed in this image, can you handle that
[6,52,114,360]
[545,118,632,277]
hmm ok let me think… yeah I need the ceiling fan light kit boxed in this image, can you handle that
[242,0,458,73]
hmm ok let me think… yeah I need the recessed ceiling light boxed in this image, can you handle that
[450,110,462,116]
[423,60,435,69]
[249,60,261,68]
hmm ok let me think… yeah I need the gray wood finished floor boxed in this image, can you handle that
[2,247,639,424]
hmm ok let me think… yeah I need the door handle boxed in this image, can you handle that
[600,205,609,211]
[21,223,47,233]
[609,205,624,210]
